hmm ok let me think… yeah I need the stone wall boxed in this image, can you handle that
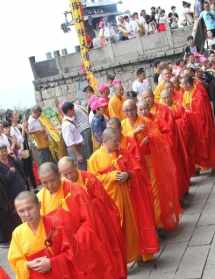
[30,26,192,107]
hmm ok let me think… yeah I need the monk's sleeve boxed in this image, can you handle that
[8,231,29,279]
[67,194,113,275]
[88,157,118,186]
[49,228,78,276]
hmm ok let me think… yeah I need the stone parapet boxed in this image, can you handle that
[29,26,192,107]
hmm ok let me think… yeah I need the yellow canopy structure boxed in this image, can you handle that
[69,0,98,91]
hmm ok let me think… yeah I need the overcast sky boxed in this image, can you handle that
[0,0,194,109]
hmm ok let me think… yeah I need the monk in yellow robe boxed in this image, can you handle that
[121,100,181,231]
[154,68,172,102]
[37,162,120,279]
[108,80,125,120]
[88,128,159,263]
[8,191,79,279]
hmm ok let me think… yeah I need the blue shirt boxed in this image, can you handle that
[91,115,106,144]
[200,10,215,30]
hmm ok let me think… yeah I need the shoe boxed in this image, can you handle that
[157,228,167,240]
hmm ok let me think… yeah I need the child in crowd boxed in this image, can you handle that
[90,97,108,148]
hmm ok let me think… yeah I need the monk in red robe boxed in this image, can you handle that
[8,191,82,279]
[37,163,120,279]
[58,157,126,278]
[0,267,10,279]
[181,75,215,168]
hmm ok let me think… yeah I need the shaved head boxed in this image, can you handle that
[15,191,41,225]
[122,99,137,120]
[39,162,61,194]
[107,118,121,130]
[160,90,171,98]
[39,162,59,177]
[123,99,136,111]
[15,191,39,206]
[58,156,76,169]
[137,100,149,109]
[102,128,119,143]
[139,88,154,109]
[137,100,150,116]
[141,88,154,97]
[160,89,173,106]
[58,156,79,182]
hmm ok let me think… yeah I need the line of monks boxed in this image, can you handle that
[4,69,215,279]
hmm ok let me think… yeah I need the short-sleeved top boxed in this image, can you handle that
[128,20,139,34]
[91,115,107,144]
[62,116,83,147]
[74,105,90,133]
[28,115,43,132]
[28,116,49,150]
[132,79,150,94]
[0,134,10,148]
[200,10,215,30]
[10,126,24,146]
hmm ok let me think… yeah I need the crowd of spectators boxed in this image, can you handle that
[93,2,195,48]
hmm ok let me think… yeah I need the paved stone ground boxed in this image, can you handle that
[1,173,215,279]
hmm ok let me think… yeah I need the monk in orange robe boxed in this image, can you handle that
[181,75,215,168]
[0,267,10,279]
[58,157,127,279]
[154,68,172,102]
[88,128,159,264]
[121,100,181,230]
[8,191,81,279]
[108,80,125,120]
[139,89,190,200]
[37,163,120,279]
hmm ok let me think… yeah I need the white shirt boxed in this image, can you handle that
[205,38,215,49]
[74,105,90,133]
[158,16,167,24]
[132,79,150,94]
[10,126,24,146]
[89,111,94,125]
[128,20,139,35]
[0,133,10,148]
[28,115,43,132]
[62,116,83,147]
